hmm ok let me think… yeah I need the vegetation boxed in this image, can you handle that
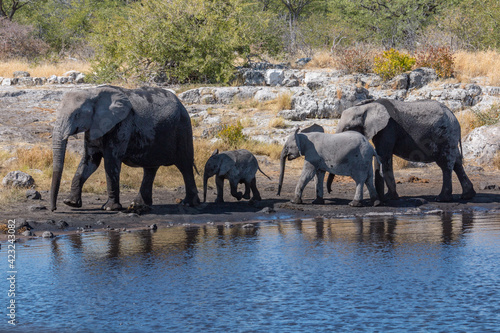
[373,49,416,80]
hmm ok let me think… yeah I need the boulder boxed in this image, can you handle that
[265,69,284,86]
[409,67,438,89]
[2,171,35,188]
[13,71,30,78]
[254,89,277,102]
[462,124,500,165]
[242,69,265,86]
[2,78,18,86]
[214,87,239,104]
[26,189,41,200]
[42,231,54,238]
[178,88,201,104]
[295,57,312,67]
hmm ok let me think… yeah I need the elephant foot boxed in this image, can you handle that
[126,202,151,215]
[461,189,476,200]
[234,192,243,201]
[385,192,400,201]
[243,193,251,200]
[291,196,303,204]
[435,194,453,202]
[215,197,224,204]
[312,197,325,205]
[349,200,363,207]
[371,199,382,207]
[250,195,262,202]
[182,194,201,207]
[102,201,123,211]
[63,198,82,208]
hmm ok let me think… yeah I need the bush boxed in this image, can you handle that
[0,18,49,60]
[472,104,500,128]
[373,49,416,80]
[415,46,454,78]
[333,44,375,74]
[217,122,246,147]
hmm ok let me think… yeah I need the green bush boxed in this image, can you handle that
[472,104,500,128]
[373,48,416,80]
[217,122,246,147]
[415,45,454,78]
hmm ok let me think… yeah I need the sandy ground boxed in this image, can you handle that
[2,159,500,240]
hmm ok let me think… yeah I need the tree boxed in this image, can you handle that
[0,0,35,20]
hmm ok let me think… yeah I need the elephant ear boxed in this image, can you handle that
[294,127,303,156]
[363,102,391,140]
[89,87,133,140]
[300,124,324,133]
[218,155,233,177]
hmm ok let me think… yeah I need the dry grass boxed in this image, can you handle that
[0,60,90,78]
[493,152,500,170]
[305,51,334,69]
[274,93,292,112]
[454,50,500,85]
[393,156,409,170]
[455,109,477,137]
[268,117,288,129]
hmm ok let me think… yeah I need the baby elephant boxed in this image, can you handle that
[203,149,271,203]
[278,128,381,207]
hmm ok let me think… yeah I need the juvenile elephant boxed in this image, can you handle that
[277,128,381,207]
[203,149,271,203]
[336,98,476,202]
[50,85,200,212]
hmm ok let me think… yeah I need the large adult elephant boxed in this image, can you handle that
[336,98,476,202]
[50,85,200,212]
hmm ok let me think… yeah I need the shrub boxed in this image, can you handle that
[217,121,247,147]
[373,49,416,80]
[472,104,500,128]
[415,46,455,78]
[333,44,375,74]
[0,18,49,60]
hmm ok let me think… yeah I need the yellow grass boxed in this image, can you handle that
[454,50,500,85]
[0,60,90,78]
[268,117,288,129]
[305,51,335,69]
[274,93,292,112]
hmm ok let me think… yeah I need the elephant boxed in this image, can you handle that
[203,149,271,203]
[277,127,381,207]
[336,98,476,202]
[50,85,200,212]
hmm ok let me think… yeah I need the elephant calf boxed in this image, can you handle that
[278,128,381,207]
[203,149,271,203]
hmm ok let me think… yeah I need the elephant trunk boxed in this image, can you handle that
[277,148,287,196]
[50,135,68,211]
[203,172,209,203]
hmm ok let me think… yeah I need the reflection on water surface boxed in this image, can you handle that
[1,213,499,332]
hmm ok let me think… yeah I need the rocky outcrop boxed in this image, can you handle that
[463,125,500,165]
[1,70,85,86]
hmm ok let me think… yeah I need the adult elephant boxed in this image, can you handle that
[336,98,476,202]
[50,85,200,212]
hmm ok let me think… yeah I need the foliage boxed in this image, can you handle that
[472,104,500,128]
[415,45,455,78]
[0,18,49,60]
[373,48,416,80]
[333,44,376,74]
[217,122,247,147]
[90,0,252,84]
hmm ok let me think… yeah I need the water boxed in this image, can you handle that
[1,212,499,332]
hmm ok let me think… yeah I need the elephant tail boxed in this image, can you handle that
[193,163,200,176]
[258,167,272,180]
[373,152,383,177]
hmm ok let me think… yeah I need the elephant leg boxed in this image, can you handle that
[374,157,385,200]
[102,155,123,211]
[131,167,159,207]
[249,178,261,202]
[176,162,200,206]
[349,178,364,207]
[229,179,243,201]
[293,161,316,204]
[436,159,454,202]
[64,150,102,208]
[312,170,325,204]
[365,168,381,207]
[454,159,476,200]
[242,181,251,200]
[382,156,399,200]
[215,176,225,203]
[326,173,335,194]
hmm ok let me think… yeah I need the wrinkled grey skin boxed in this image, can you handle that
[50,85,200,212]
[336,98,476,202]
[278,128,381,207]
[203,149,271,203]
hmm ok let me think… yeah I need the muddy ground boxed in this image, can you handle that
[1,85,500,239]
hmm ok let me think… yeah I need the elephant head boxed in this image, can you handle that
[50,86,132,211]
[203,149,232,202]
[336,100,390,139]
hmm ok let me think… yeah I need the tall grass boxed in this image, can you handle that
[0,60,90,78]
[454,50,500,85]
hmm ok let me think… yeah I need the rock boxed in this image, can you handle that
[178,88,201,104]
[149,224,158,230]
[22,230,33,236]
[242,223,255,228]
[265,69,284,86]
[2,171,35,188]
[63,70,80,79]
[57,220,69,229]
[29,205,47,212]
[26,189,41,200]
[388,73,409,90]
[296,57,312,67]
[463,125,500,164]
[409,67,438,89]
[2,78,18,86]
[479,183,499,190]
[242,69,265,86]
[75,73,85,83]
[258,207,275,214]
[47,75,58,84]
[16,219,33,230]
[224,222,234,228]
[13,71,30,78]
[214,87,238,104]
[42,231,54,238]
[278,109,309,121]
[254,89,277,102]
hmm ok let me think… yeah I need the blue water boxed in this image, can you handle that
[1,213,499,332]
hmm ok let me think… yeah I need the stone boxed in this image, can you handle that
[254,89,277,102]
[13,71,30,78]
[26,189,41,200]
[178,88,201,104]
[75,73,85,84]
[463,124,500,165]
[29,205,47,212]
[479,183,499,190]
[57,220,69,229]
[2,78,18,86]
[42,231,54,238]
[47,75,58,84]
[2,171,35,188]
[388,73,409,90]
[16,219,33,231]
[258,207,275,214]
[214,87,239,104]
[409,67,438,89]
[265,69,284,86]
[242,223,255,228]
[242,69,265,86]
[22,230,33,236]
[200,94,216,104]
[295,57,312,67]
[63,70,80,79]
[224,222,234,228]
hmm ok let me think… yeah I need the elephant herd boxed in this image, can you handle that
[49,85,476,212]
